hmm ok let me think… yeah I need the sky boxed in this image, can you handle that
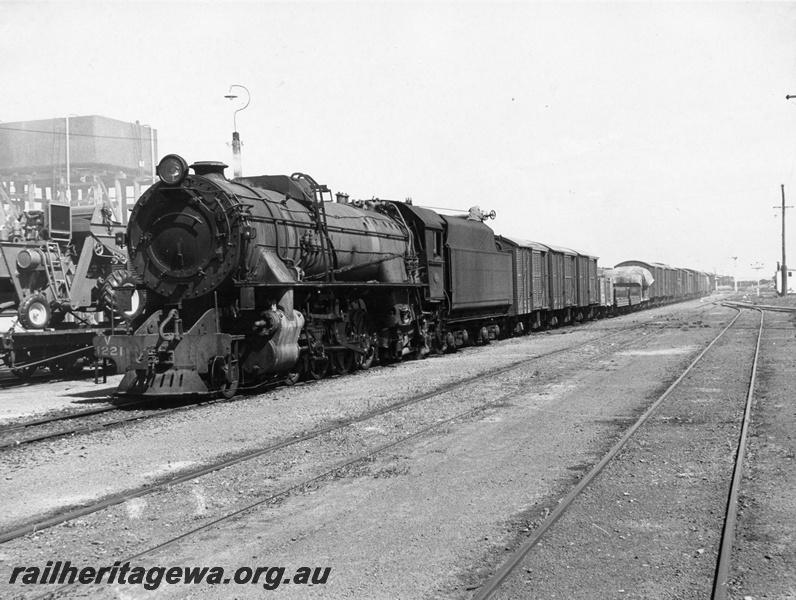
[2,1,796,280]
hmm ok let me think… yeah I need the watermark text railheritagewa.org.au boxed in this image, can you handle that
[7,561,331,591]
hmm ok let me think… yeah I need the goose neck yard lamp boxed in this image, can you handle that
[751,262,764,297]
[225,85,250,178]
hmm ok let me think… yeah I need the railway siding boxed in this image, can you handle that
[730,309,796,597]
[4,300,791,599]
[0,307,684,534]
[475,308,779,599]
[0,301,728,599]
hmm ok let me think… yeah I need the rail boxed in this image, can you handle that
[472,307,748,600]
[711,307,764,599]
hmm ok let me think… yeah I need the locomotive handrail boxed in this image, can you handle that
[317,198,334,282]
[150,212,202,228]
[378,201,417,261]
[246,213,408,242]
[232,280,425,288]
[213,188,236,249]
[302,253,408,281]
[288,172,336,283]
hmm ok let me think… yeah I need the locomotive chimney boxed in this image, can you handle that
[191,162,229,178]
[336,192,349,204]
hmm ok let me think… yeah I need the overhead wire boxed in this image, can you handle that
[0,124,150,142]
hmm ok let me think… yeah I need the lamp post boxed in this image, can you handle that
[731,256,738,293]
[224,85,250,178]
[751,262,764,298]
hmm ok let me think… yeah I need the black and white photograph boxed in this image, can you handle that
[1,1,795,598]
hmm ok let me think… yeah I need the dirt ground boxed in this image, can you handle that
[478,301,795,600]
[0,296,793,599]
[731,299,796,599]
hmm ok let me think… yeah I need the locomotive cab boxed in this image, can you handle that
[390,203,445,301]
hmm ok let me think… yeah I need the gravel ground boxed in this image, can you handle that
[0,299,718,598]
[484,306,762,599]
[0,375,121,423]
[0,296,793,600]
[0,305,683,531]
[731,306,796,598]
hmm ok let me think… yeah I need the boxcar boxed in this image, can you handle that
[497,236,550,331]
[616,260,674,303]
[578,252,599,316]
[546,244,577,315]
[604,266,654,308]
[597,272,614,315]
[683,268,709,298]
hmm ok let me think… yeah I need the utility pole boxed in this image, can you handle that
[775,184,793,295]
[783,94,796,294]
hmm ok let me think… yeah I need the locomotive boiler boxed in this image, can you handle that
[95,155,427,396]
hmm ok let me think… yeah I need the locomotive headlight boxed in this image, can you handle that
[157,154,189,186]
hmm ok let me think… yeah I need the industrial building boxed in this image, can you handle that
[0,115,157,226]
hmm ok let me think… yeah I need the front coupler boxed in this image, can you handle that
[94,308,237,397]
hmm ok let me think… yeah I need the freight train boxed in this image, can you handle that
[94,155,710,398]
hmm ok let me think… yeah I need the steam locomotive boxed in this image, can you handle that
[94,155,709,398]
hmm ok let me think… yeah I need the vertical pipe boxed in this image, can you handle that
[225,85,249,178]
[65,116,71,204]
[232,131,242,178]
[150,128,156,179]
[115,179,127,226]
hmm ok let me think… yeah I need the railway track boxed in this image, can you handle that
[0,301,718,450]
[7,304,726,600]
[712,307,762,600]
[468,304,764,599]
[0,398,212,449]
[0,311,686,546]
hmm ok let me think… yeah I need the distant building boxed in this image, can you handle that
[775,269,794,294]
[0,115,157,225]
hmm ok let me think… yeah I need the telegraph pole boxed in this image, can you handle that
[783,94,796,294]
[775,185,793,295]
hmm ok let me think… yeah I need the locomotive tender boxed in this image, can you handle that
[94,155,709,398]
